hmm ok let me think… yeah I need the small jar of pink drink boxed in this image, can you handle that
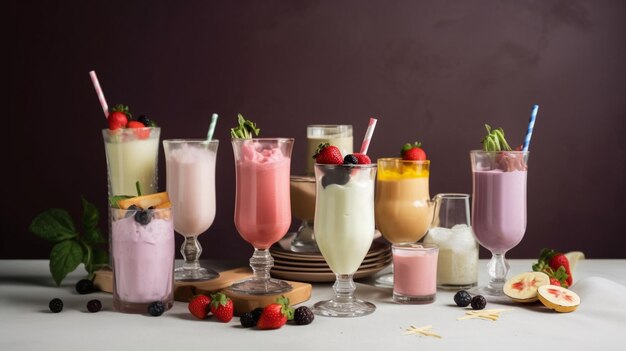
[392,243,439,304]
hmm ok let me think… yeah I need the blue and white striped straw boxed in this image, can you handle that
[206,113,218,141]
[522,105,538,151]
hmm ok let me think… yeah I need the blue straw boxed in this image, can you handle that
[207,113,218,141]
[522,105,538,151]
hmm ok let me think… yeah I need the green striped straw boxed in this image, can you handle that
[207,113,218,141]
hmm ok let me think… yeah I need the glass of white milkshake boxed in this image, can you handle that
[163,139,219,281]
[313,163,377,317]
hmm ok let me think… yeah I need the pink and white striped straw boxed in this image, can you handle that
[89,71,109,119]
[359,117,378,154]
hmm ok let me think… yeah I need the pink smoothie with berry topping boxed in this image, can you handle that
[111,208,174,312]
[233,140,292,249]
[471,169,527,254]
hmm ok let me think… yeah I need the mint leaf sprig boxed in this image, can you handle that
[29,197,108,286]
[230,114,260,139]
[481,124,512,151]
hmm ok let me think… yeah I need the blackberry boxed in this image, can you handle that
[49,298,63,313]
[293,306,314,325]
[251,307,264,322]
[137,115,157,128]
[148,301,165,316]
[75,279,94,294]
[134,209,153,225]
[343,154,358,165]
[471,295,487,310]
[87,299,102,313]
[453,290,472,307]
[240,312,256,328]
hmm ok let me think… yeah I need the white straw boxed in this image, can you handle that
[359,117,378,154]
[207,113,218,141]
[89,71,109,119]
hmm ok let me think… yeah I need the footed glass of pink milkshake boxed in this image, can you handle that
[470,150,529,298]
[164,139,219,281]
[230,138,294,295]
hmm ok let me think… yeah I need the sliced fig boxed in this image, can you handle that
[503,272,550,303]
[537,285,580,313]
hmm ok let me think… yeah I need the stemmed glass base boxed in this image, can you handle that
[469,252,510,302]
[314,274,376,317]
[175,235,220,282]
[290,220,319,253]
[228,248,293,295]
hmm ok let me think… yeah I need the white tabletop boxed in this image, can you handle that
[1,259,625,350]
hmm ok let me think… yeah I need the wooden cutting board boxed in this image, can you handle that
[93,267,312,315]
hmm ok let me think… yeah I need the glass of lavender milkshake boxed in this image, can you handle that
[470,150,529,299]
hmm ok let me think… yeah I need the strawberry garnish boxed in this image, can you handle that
[401,141,427,161]
[107,104,131,130]
[313,143,343,165]
[209,293,234,323]
[257,296,294,330]
[188,294,211,320]
[126,120,150,139]
[532,248,572,287]
[352,153,371,164]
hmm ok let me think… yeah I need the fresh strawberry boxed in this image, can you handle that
[401,141,427,161]
[549,252,573,287]
[352,153,371,164]
[209,293,234,323]
[532,248,572,287]
[107,104,131,130]
[257,296,294,330]
[126,120,150,139]
[188,294,211,320]
[313,143,343,165]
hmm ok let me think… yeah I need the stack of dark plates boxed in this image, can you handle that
[269,235,392,283]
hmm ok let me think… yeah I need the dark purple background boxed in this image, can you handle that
[6,1,626,260]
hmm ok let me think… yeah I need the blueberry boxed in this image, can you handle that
[343,154,358,165]
[471,295,487,310]
[321,167,350,188]
[49,298,63,313]
[125,205,140,218]
[240,312,256,328]
[453,290,472,307]
[137,115,157,128]
[293,306,314,325]
[147,301,165,316]
[75,279,94,294]
[87,299,102,313]
[134,210,152,225]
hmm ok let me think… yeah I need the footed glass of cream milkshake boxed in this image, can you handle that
[111,205,174,313]
[470,150,529,298]
[313,163,377,317]
[374,158,434,287]
[230,138,294,295]
[103,127,160,196]
[164,139,219,281]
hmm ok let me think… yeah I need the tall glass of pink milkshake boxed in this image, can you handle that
[163,139,219,281]
[230,138,294,295]
[470,150,529,298]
